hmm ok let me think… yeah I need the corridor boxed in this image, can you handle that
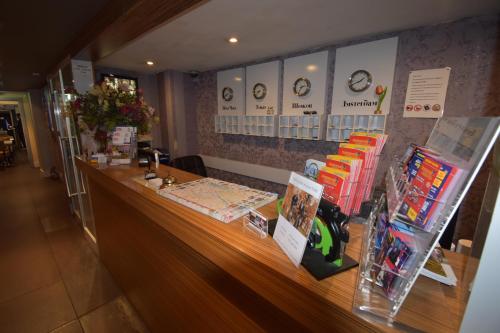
[0,154,149,333]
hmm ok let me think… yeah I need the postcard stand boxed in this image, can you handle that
[353,117,500,326]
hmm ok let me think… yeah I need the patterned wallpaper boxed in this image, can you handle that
[194,15,500,241]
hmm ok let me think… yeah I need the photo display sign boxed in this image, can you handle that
[283,51,329,115]
[331,37,398,115]
[245,61,281,116]
[403,67,451,118]
[274,172,323,267]
[217,68,245,115]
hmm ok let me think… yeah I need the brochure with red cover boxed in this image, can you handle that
[326,155,362,214]
[317,167,349,213]
[349,132,387,200]
[339,143,375,214]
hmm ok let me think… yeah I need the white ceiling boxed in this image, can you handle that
[97,0,500,74]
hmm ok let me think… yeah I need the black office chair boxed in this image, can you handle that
[171,155,207,177]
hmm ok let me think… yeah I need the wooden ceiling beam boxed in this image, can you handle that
[48,0,206,77]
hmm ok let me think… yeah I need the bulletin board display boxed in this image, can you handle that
[282,51,329,116]
[217,68,246,116]
[245,61,281,116]
[331,37,398,116]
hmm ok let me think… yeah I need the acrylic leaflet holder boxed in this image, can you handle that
[353,117,500,326]
[243,209,268,238]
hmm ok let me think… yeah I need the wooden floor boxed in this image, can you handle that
[0,152,149,333]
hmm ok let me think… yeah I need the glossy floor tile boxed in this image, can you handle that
[0,281,76,333]
[49,320,84,333]
[0,152,150,333]
[79,296,150,333]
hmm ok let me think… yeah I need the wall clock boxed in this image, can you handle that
[347,69,372,92]
[293,77,311,97]
[222,87,234,102]
[252,83,267,100]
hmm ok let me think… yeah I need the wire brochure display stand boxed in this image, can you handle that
[353,117,500,326]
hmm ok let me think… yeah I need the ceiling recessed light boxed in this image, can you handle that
[306,65,318,72]
[228,37,238,44]
[146,61,154,66]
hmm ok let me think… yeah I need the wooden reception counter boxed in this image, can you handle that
[76,157,468,333]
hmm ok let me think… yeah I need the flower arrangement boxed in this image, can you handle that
[68,82,156,152]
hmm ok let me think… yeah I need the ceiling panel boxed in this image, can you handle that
[0,0,109,90]
[97,0,500,74]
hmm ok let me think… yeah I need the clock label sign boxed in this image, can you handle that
[223,106,236,111]
[292,102,313,109]
[256,105,275,114]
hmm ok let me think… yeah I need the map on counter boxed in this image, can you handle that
[157,178,277,223]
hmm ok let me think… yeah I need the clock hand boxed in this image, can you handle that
[351,77,365,86]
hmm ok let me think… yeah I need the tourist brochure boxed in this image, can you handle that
[339,143,375,214]
[274,172,323,267]
[316,167,349,214]
[399,146,463,231]
[372,213,419,298]
[349,132,387,200]
[326,154,362,214]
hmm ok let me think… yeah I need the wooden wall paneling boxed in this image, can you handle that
[78,158,467,332]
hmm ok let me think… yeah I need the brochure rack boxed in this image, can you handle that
[353,117,500,325]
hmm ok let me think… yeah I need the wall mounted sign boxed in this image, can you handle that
[71,59,94,94]
[245,61,281,116]
[283,51,329,115]
[217,68,245,115]
[331,37,398,116]
[403,67,451,118]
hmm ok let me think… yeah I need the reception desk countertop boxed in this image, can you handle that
[76,157,468,332]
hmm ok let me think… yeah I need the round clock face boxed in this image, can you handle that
[293,77,311,97]
[348,69,372,92]
[222,87,233,102]
[252,83,267,100]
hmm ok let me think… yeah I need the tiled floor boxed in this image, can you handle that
[0,153,149,333]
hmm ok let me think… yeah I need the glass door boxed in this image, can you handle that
[47,66,93,239]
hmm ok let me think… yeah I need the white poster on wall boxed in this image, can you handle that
[217,68,245,115]
[283,51,329,115]
[331,37,398,115]
[245,61,281,116]
[71,59,94,94]
[403,67,451,118]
